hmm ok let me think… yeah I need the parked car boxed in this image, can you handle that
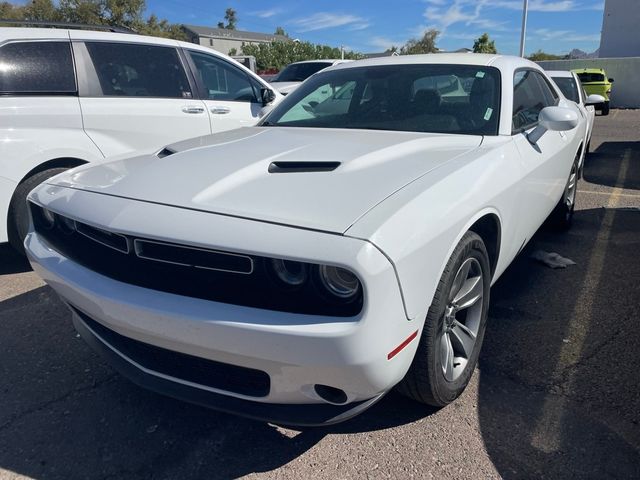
[0,25,282,253]
[548,70,604,163]
[270,59,351,95]
[26,54,585,426]
[573,67,614,115]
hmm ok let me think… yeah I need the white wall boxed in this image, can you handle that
[599,0,640,58]
[537,58,640,108]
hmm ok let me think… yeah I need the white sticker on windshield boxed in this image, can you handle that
[484,107,493,120]
[476,71,486,78]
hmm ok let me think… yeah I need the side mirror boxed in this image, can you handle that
[261,88,276,105]
[585,94,605,106]
[608,78,614,83]
[528,106,578,144]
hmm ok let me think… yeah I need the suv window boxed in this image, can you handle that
[188,51,258,102]
[512,70,555,133]
[0,41,76,94]
[576,72,605,83]
[85,42,192,98]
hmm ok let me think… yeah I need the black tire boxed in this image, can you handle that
[547,157,578,231]
[601,101,610,116]
[397,231,490,407]
[7,168,67,254]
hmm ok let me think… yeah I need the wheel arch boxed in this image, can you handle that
[17,157,89,186]
[467,213,501,279]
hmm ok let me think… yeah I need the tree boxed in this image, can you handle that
[274,26,286,36]
[24,0,60,21]
[473,33,497,54]
[527,50,566,61]
[217,7,236,29]
[241,40,363,71]
[400,29,439,55]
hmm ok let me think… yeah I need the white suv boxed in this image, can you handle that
[0,26,282,252]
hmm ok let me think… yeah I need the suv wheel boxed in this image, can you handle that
[8,168,67,254]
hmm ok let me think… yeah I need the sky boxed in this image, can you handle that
[146,0,606,55]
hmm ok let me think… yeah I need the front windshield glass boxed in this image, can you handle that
[264,64,501,135]
[274,62,331,82]
[552,77,579,102]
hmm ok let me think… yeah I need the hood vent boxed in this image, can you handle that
[156,147,176,158]
[268,161,340,173]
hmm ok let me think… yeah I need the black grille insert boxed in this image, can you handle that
[74,306,270,397]
[29,203,363,317]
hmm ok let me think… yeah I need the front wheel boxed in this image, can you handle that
[601,101,610,116]
[397,231,490,407]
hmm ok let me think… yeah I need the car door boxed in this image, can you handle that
[184,49,263,133]
[576,76,595,142]
[511,69,575,241]
[74,40,211,158]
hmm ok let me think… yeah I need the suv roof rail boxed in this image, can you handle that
[0,19,136,34]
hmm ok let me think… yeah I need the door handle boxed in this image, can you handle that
[182,106,205,114]
[210,106,231,115]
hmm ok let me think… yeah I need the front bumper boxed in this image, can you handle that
[26,186,420,424]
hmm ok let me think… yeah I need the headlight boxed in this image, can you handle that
[319,265,360,299]
[59,215,76,234]
[41,208,56,229]
[270,258,308,286]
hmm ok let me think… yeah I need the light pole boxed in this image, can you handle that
[519,0,529,57]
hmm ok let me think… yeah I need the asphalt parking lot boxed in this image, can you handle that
[1,110,639,480]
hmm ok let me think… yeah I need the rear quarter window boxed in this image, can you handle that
[0,41,76,94]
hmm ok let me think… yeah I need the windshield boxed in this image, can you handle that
[274,62,332,82]
[552,77,579,102]
[576,72,605,83]
[264,64,501,135]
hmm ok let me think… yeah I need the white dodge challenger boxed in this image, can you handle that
[25,54,585,425]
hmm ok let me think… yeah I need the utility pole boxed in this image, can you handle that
[519,0,529,57]
[341,45,345,60]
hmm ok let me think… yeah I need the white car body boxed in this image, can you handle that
[0,27,282,245]
[548,70,597,157]
[270,59,352,95]
[26,54,586,425]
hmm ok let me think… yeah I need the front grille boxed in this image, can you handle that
[30,203,363,317]
[74,307,270,397]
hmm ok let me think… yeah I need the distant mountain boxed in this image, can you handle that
[567,48,600,59]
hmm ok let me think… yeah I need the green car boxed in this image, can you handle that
[573,68,614,115]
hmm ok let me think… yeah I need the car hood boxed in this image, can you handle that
[52,127,482,233]
[269,81,301,95]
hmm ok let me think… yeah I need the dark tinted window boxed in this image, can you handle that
[512,70,555,133]
[266,64,501,135]
[86,42,191,98]
[274,62,331,82]
[0,41,75,94]
[552,77,579,102]
[188,51,258,102]
[576,72,605,83]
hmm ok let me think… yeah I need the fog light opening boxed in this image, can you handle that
[314,384,348,405]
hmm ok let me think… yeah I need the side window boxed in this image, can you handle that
[0,41,76,94]
[534,72,559,105]
[188,51,258,103]
[85,42,192,98]
[512,70,554,133]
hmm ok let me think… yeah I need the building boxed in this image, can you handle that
[182,25,289,55]
[599,0,640,58]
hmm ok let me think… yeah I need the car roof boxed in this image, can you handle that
[546,70,574,78]
[327,53,540,73]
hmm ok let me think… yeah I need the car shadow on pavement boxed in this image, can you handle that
[477,205,640,479]
[584,141,640,191]
[0,244,31,275]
